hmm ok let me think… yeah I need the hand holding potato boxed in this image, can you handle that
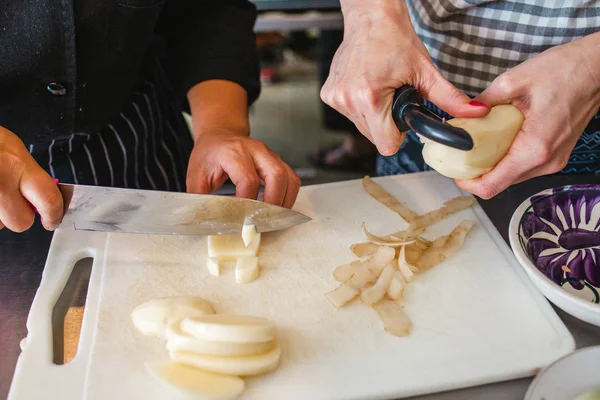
[456,33,600,199]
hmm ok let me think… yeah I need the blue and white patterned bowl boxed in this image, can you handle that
[509,185,600,327]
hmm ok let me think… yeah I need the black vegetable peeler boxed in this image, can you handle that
[391,85,474,151]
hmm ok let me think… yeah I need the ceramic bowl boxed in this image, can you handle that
[525,346,600,400]
[509,184,600,327]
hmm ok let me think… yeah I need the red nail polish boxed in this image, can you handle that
[469,100,489,108]
[53,178,59,184]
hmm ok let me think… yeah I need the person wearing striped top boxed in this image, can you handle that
[321,0,600,199]
[0,0,300,234]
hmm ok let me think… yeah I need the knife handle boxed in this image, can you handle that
[391,85,474,151]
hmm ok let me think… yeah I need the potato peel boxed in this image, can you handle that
[397,246,418,282]
[360,265,395,305]
[361,223,417,247]
[415,220,474,271]
[326,284,360,308]
[350,242,381,258]
[362,176,418,223]
[408,196,476,231]
[373,299,412,337]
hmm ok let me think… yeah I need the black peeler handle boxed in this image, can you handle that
[391,85,474,151]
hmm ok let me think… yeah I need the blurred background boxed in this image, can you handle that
[207,0,382,193]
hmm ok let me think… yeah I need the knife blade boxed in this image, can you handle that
[57,184,311,235]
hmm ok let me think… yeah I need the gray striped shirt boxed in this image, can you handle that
[406,0,600,95]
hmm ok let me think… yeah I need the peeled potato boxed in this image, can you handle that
[146,361,245,400]
[181,314,276,343]
[171,341,281,376]
[421,105,524,180]
[131,296,215,339]
[166,322,274,356]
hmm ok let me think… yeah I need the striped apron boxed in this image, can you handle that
[29,58,194,192]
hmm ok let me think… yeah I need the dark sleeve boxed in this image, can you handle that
[155,0,261,109]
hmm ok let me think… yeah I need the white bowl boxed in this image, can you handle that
[508,184,600,327]
[525,345,600,400]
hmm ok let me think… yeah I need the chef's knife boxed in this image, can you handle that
[56,184,311,235]
[391,85,474,151]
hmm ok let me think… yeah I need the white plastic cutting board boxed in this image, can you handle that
[9,172,575,400]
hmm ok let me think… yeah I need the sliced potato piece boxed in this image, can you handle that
[181,314,275,344]
[208,233,261,261]
[408,196,476,231]
[241,224,257,247]
[415,220,474,271]
[171,341,281,376]
[397,246,418,282]
[325,283,360,308]
[386,271,406,300]
[361,223,417,247]
[146,361,245,400]
[166,322,274,356]
[362,176,418,223]
[360,265,395,305]
[235,256,260,284]
[207,257,222,277]
[345,246,396,290]
[349,242,380,258]
[132,296,215,339]
[373,299,412,337]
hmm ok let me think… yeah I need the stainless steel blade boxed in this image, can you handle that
[57,184,311,235]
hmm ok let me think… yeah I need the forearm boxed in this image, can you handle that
[187,80,249,142]
[339,0,407,21]
[574,31,600,109]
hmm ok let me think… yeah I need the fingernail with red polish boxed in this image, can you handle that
[53,178,59,184]
[469,100,489,108]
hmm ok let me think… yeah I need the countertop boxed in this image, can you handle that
[1,174,599,400]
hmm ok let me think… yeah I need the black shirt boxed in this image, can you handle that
[0,0,261,146]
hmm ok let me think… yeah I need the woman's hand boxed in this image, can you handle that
[186,80,300,208]
[457,33,600,199]
[0,126,63,232]
[320,0,489,156]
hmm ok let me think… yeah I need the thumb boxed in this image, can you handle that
[418,67,490,118]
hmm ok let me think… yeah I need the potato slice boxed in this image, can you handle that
[208,233,261,261]
[171,341,281,376]
[132,296,215,339]
[241,224,257,247]
[397,246,418,282]
[386,272,406,300]
[166,322,274,356]
[415,220,473,271]
[207,257,222,277]
[373,299,412,337]
[181,315,275,344]
[146,361,245,400]
[421,105,524,179]
[360,265,395,305]
[325,283,360,308]
[408,196,476,232]
[235,256,260,284]
[361,223,417,247]
[362,176,418,223]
